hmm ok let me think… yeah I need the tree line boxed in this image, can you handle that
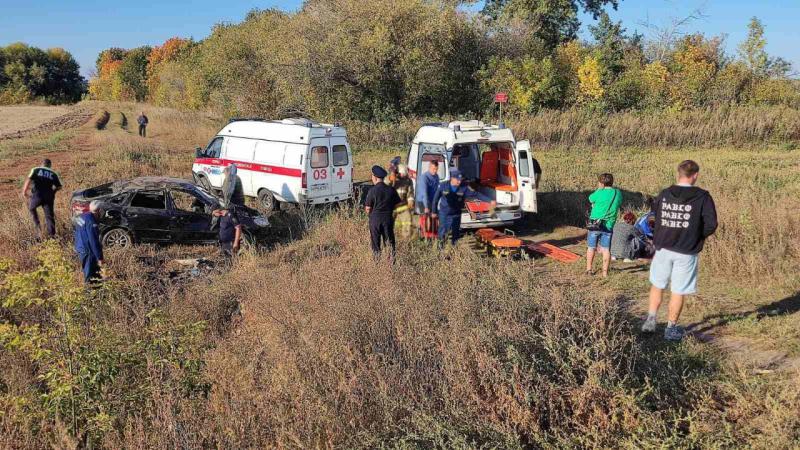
[0,43,85,105]
[89,0,799,121]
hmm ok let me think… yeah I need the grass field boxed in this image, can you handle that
[0,102,798,448]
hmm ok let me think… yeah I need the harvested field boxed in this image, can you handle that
[0,105,94,140]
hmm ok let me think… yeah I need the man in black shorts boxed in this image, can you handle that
[21,159,62,238]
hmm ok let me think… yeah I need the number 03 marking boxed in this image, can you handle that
[313,169,328,180]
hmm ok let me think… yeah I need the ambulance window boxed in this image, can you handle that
[421,154,446,180]
[226,138,256,161]
[332,145,348,166]
[518,150,530,177]
[130,191,166,210]
[310,146,328,168]
[206,137,223,158]
[254,141,285,165]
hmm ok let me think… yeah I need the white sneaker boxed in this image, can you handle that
[641,316,657,333]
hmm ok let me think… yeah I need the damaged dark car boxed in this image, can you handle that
[71,177,270,248]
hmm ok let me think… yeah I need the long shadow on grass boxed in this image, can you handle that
[512,189,651,239]
[686,291,800,336]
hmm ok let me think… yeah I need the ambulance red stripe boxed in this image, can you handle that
[194,157,302,178]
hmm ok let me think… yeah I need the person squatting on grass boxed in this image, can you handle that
[365,165,402,260]
[74,200,105,283]
[586,173,623,277]
[610,211,639,262]
[642,160,718,342]
[22,158,62,238]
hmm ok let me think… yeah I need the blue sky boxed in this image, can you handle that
[1,0,797,78]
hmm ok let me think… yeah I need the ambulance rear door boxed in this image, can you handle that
[329,136,352,199]
[307,138,332,200]
[515,140,537,213]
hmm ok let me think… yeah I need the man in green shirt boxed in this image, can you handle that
[586,173,623,277]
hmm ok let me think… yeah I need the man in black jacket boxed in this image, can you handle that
[641,160,718,341]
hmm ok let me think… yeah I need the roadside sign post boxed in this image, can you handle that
[494,92,508,126]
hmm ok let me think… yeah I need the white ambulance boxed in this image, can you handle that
[407,120,537,228]
[192,118,353,212]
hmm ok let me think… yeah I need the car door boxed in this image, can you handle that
[167,188,217,244]
[125,190,175,242]
[515,140,538,213]
[307,139,332,200]
[330,138,352,198]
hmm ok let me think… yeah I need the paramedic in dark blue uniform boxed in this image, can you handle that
[365,165,402,259]
[21,158,62,237]
[432,169,496,245]
[74,200,104,283]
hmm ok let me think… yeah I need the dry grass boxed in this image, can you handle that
[1,103,799,448]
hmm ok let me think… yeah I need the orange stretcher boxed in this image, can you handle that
[466,201,494,220]
[524,242,581,263]
[419,214,439,239]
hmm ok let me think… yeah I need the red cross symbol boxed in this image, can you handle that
[336,168,346,179]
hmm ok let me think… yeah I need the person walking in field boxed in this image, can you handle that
[365,165,402,260]
[74,200,105,283]
[137,111,148,137]
[21,158,62,238]
[392,164,415,239]
[642,160,718,341]
[586,173,623,277]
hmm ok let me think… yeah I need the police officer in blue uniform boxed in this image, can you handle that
[74,200,105,283]
[21,158,62,237]
[213,206,243,258]
[365,165,402,259]
[432,169,496,245]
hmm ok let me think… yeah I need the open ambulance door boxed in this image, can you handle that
[516,140,537,213]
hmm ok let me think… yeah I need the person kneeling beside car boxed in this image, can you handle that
[213,207,242,257]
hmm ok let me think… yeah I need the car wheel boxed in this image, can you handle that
[102,228,133,249]
[257,189,277,213]
[197,175,213,193]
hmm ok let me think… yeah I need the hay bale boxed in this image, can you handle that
[119,112,128,129]
[94,110,110,130]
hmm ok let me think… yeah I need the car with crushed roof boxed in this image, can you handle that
[70,176,270,248]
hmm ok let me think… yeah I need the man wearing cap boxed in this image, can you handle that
[21,158,62,238]
[432,169,496,246]
[365,165,402,259]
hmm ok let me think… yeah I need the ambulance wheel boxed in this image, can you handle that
[197,175,213,193]
[103,228,133,249]
[257,189,277,213]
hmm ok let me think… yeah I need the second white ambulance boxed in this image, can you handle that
[192,118,353,212]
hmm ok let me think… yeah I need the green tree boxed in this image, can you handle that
[483,0,619,50]
[738,17,769,76]
[117,46,151,101]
